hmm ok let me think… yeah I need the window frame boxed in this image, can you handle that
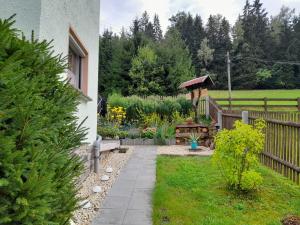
[68,27,89,96]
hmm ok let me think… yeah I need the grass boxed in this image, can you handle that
[207,90,300,111]
[153,156,300,225]
[209,89,300,99]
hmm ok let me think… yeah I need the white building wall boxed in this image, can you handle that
[0,0,41,38]
[39,0,100,144]
[0,0,100,144]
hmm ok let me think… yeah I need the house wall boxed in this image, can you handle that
[0,0,41,38]
[0,0,100,144]
[39,0,100,144]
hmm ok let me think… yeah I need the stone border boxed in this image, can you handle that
[72,147,134,225]
[120,138,176,146]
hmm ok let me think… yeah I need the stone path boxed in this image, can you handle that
[92,146,157,225]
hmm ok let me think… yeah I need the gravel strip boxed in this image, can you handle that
[157,145,213,156]
[72,147,133,225]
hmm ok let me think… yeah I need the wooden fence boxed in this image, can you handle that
[208,97,221,122]
[213,97,300,112]
[249,111,300,122]
[205,96,300,184]
[198,98,206,116]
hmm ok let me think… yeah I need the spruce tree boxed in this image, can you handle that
[158,28,195,95]
[153,14,163,42]
[0,17,85,224]
[192,15,205,72]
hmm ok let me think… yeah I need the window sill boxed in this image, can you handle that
[76,88,92,102]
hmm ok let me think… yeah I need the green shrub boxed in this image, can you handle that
[108,93,129,109]
[98,126,119,138]
[126,100,143,122]
[141,127,156,139]
[157,99,181,120]
[154,122,175,145]
[107,94,192,123]
[240,170,263,191]
[118,130,128,139]
[142,113,161,127]
[176,96,193,115]
[171,111,186,125]
[0,17,85,224]
[213,119,266,192]
[97,126,128,139]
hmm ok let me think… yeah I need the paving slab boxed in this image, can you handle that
[92,146,157,225]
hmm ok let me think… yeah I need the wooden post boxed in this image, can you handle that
[297,98,300,111]
[217,110,222,130]
[229,97,232,110]
[264,97,268,112]
[242,111,249,124]
[205,96,210,119]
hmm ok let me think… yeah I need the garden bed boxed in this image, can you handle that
[120,138,176,145]
[153,156,300,225]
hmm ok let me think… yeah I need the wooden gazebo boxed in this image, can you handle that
[179,75,214,119]
[175,75,214,146]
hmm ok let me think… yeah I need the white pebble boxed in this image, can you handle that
[79,199,92,209]
[82,201,92,209]
[92,186,102,193]
[101,175,109,181]
[106,167,113,173]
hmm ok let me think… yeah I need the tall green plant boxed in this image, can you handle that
[107,94,192,123]
[0,17,85,224]
[213,119,265,192]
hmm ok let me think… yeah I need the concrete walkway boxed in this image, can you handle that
[92,146,157,225]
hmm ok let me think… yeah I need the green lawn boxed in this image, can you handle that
[153,156,300,225]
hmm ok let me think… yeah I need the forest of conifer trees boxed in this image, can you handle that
[99,0,300,97]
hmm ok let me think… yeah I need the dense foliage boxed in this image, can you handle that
[98,94,193,144]
[99,0,300,96]
[213,120,266,191]
[99,12,194,97]
[0,18,85,224]
[107,93,192,122]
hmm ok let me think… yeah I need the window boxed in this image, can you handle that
[68,47,82,89]
[68,27,88,95]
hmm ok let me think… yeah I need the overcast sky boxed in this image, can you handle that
[99,0,300,35]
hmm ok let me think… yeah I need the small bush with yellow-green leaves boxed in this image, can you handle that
[213,119,266,192]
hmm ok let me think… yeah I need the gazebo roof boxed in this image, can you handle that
[179,75,214,90]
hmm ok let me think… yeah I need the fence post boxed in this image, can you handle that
[242,111,249,124]
[297,98,300,111]
[229,97,232,110]
[264,97,268,112]
[205,96,210,119]
[217,110,222,130]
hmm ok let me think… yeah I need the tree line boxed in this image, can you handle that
[98,0,300,97]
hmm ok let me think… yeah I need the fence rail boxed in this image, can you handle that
[208,97,221,122]
[202,96,300,184]
[213,97,300,112]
